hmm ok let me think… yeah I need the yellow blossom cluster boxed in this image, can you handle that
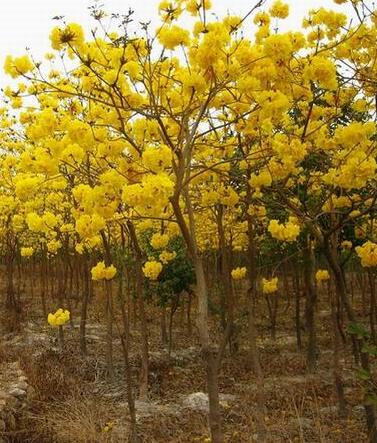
[231,267,247,280]
[269,1,289,19]
[268,219,300,242]
[159,250,177,264]
[4,55,34,78]
[158,25,190,50]
[356,242,377,267]
[50,23,85,51]
[142,261,163,280]
[26,212,58,234]
[315,269,330,282]
[262,277,279,294]
[150,233,170,250]
[20,247,34,257]
[142,145,172,173]
[91,262,117,281]
[47,308,70,327]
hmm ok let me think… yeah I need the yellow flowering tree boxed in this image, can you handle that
[4,0,377,441]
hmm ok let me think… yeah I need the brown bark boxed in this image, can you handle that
[328,280,347,417]
[368,270,376,343]
[324,240,377,441]
[127,221,149,401]
[100,231,115,380]
[80,254,90,356]
[216,205,236,353]
[246,212,267,441]
[293,268,302,351]
[303,237,318,373]
[171,192,224,443]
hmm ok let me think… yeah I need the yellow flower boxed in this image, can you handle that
[50,23,85,51]
[75,214,106,239]
[12,214,24,232]
[254,12,271,26]
[269,1,289,19]
[263,34,293,61]
[15,176,42,201]
[262,277,278,294]
[231,267,247,280]
[150,233,170,250]
[142,145,172,173]
[158,25,190,50]
[356,241,377,267]
[47,239,62,254]
[315,269,330,282]
[249,170,272,189]
[4,55,34,78]
[159,250,177,264]
[303,56,338,90]
[185,0,212,15]
[75,243,85,254]
[26,212,45,232]
[104,265,117,280]
[142,261,163,280]
[91,261,117,280]
[20,247,34,258]
[43,211,58,228]
[268,219,300,242]
[48,308,70,327]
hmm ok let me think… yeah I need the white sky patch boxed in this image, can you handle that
[0,0,353,88]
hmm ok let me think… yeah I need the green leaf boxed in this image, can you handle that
[347,322,370,339]
[361,344,377,357]
[357,368,371,381]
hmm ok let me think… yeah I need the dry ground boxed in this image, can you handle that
[0,285,371,443]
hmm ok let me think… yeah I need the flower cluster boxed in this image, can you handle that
[158,25,190,50]
[356,241,377,267]
[150,233,170,250]
[4,55,34,78]
[268,218,300,242]
[315,269,330,282]
[20,247,34,257]
[91,261,117,280]
[269,0,289,19]
[142,260,163,280]
[159,250,177,264]
[50,23,85,51]
[231,267,247,280]
[262,277,278,294]
[47,308,70,327]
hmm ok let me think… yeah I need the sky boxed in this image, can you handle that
[0,0,353,88]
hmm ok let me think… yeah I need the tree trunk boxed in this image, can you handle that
[293,268,302,351]
[324,241,377,441]
[105,279,115,379]
[160,306,168,348]
[119,269,140,442]
[246,212,267,441]
[303,237,318,373]
[195,256,224,443]
[80,254,90,356]
[216,205,236,353]
[368,270,376,343]
[328,280,347,417]
[170,190,224,443]
[127,221,149,401]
